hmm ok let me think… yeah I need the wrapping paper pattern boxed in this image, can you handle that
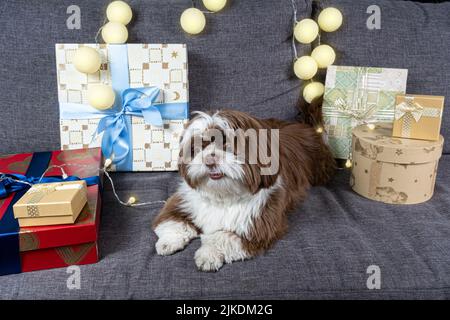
[350,123,443,204]
[56,44,189,171]
[0,148,103,275]
[393,94,444,141]
[323,66,408,159]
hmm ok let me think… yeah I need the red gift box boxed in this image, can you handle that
[0,148,103,275]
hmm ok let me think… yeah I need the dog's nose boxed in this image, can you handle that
[205,154,217,167]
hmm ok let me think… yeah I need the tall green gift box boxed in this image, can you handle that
[322,66,408,159]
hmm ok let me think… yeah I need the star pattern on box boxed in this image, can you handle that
[55,43,189,171]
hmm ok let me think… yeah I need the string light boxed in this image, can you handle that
[345,159,352,168]
[73,47,102,74]
[1,160,166,209]
[367,123,375,130]
[104,158,113,168]
[202,0,227,12]
[180,0,227,35]
[291,0,343,102]
[126,196,137,205]
[180,7,206,34]
[106,0,133,25]
[100,160,166,207]
[317,7,343,32]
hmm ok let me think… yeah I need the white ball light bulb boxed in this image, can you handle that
[202,0,227,12]
[293,56,318,80]
[311,44,336,68]
[318,7,343,32]
[106,1,133,25]
[104,158,113,168]
[294,19,319,44]
[87,84,116,110]
[73,47,101,74]
[101,22,129,44]
[303,82,325,103]
[180,8,206,35]
[345,159,352,168]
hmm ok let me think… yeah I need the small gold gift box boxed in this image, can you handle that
[393,94,445,141]
[13,181,87,227]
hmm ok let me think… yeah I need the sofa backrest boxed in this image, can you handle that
[1,0,449,154]
[0,0,310,154]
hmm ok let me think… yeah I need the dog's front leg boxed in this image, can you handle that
[152,195,199,256]
[195,231,249,272]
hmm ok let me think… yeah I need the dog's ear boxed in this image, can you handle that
[259,171,278,189]
[257,127,279,189]
[242,164,278,194]
[178,133,200,189]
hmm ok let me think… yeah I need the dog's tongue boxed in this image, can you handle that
[209,170,224,180]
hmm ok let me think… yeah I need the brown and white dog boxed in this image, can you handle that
[152,109,335,271]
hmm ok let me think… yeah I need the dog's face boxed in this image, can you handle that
[178,111,279,195]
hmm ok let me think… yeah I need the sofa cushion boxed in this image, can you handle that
[316,0,450,153]
[1,156,449,299]
[0,0,311,155]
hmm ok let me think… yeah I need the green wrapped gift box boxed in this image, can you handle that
[322,66,408,159]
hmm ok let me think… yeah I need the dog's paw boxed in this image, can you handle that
[155,237,187,256]
[194,245,225,272]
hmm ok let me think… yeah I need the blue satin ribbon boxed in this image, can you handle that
[59,44,189,171]
[96,87,163,170]
[0,152,100,276]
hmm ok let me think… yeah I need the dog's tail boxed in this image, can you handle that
[297,96,336,185]
[297,96,325,129]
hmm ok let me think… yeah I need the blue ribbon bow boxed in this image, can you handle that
[0,173,100,199]
[96,87,162,168]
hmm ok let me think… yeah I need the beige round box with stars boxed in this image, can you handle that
[350,123,444,204]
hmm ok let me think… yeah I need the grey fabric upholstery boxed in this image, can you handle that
[1,0,450,299]
[1,156,449,299]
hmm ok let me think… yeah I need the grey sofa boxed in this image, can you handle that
[1,0,449,299]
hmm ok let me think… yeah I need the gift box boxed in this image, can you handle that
[350,123,443,204]
[13,180,88,227]
[0,148,103,276]
[392,94,445,141]
[55,43,189,171]
[322,66,408,159]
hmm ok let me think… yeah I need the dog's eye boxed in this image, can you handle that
[208,133,226,143]
[191,144,202,157]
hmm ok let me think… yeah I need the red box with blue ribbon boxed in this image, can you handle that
[0,148,103,276]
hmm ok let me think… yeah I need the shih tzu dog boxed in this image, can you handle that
[152,109,335,271]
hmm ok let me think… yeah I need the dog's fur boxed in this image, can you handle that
[152,109,335,271]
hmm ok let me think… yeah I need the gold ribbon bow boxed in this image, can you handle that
[334,98,378,124]
[395,99,424,122]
